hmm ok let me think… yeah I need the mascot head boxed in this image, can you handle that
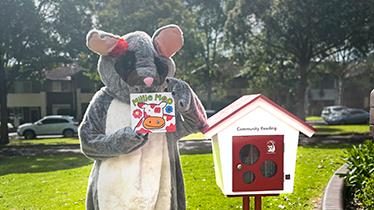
[86,25,183,102]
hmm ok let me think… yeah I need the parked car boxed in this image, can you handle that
[323,108,369,125]
[17,115,79,139]
[321,106,348,120]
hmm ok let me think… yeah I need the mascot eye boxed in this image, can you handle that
[114,51,136,82]
[154,56,169,80]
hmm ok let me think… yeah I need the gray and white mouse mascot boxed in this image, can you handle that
[79,24,208,210]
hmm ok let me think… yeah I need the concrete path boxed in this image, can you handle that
[1,134,369,156]
[0,144,81,156]
[0,140,213,156]
[322,164,348,210]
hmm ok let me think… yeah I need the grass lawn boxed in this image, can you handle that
[305,116,323,122]
[181,132,206,140]
[0,145,345,210]
[305,115,369,135]
[314,124,369,135]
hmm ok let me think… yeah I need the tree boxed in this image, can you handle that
[237,36,299,110]
[316,50,374,105]
[92,0,194,81]
[0,0,94,145]
[38,0,95,65]
[95,0,191,35]
[182,0,229,109]
[226,0,374,118]
[95,0,238,109]
[0,0,48,145]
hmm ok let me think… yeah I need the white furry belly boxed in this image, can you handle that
[97,99,171,210]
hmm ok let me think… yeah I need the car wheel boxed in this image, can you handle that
[63,129,74,138]
[24,130,36,139]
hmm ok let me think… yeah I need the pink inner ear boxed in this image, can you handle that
[138,103,145,108]
[87,31,119,56]
[154,27,183,58]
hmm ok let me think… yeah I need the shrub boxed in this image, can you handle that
[343,140,374,208]
[357,174,374,208]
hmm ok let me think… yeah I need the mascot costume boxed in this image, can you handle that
[79,24,208,210]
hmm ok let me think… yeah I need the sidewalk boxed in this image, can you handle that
[1,133,370,157]
[322,164,348,210]
[0,140,213,156]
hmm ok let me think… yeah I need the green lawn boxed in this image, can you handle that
[181,132,206,140]
[314,124,369,135]
[0,146,345,210]
[305,116,323,122]
[305,115,370,135]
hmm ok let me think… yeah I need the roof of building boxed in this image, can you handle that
[45,63,83,81]
[203,94,315,137]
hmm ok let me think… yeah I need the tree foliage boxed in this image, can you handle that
[182,0,230,109]
[93,0,195,80]
[95,0,235,109]
[0,0,94,144]
[0,0,47,144]
[226,0,374,117]
[38,0,94,60]
[1,0,374,144]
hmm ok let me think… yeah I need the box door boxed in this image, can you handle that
[232,135,284,192]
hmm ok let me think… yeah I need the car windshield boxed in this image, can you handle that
[35,119,44,124]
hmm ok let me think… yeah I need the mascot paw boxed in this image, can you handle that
[123,127,149,141]
[166,77,192,113]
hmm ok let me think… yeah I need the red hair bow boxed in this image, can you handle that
[109,38,129,57]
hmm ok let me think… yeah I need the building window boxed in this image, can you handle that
[51,81,62,92]
[13,81,32,93]
[9,80,41,93]
[50,81,72,92]
[52,104,72,115]
[61,81,72,92]
[8,107,41,125]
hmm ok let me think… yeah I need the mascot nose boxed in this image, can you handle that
[143,77,154,87]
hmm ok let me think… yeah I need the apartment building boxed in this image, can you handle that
[7,64,98,127]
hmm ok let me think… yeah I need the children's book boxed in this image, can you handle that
[130,92,176,134]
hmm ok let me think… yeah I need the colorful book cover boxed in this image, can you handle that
[130,92,176,134]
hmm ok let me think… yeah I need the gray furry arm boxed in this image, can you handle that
[78,91,147,160]
[166,77,208,140]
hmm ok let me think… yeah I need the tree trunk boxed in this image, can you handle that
[336,75,343,105]
[304,85,310,117]
[206,71,213,110]
[0,65,9,145]
[295,61,310,120]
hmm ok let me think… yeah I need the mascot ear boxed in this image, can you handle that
[152,25,183,58]
[86,29,121,56]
